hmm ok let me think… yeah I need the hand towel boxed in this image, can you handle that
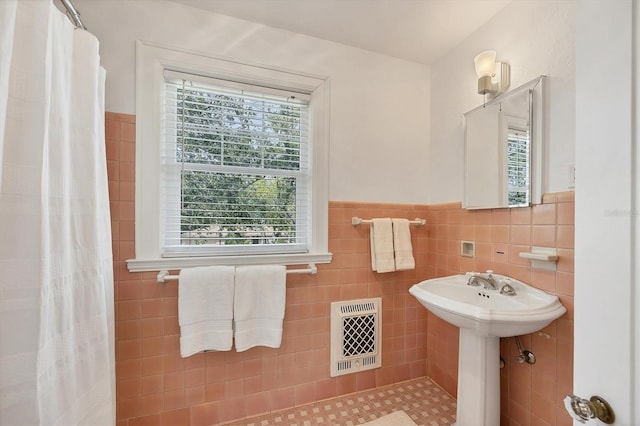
[370,218,395,273]
[233,265,287,352]
[178,266,235,357]
[392,218,415,270]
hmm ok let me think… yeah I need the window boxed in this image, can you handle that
[129,42,331,272]
[163,72,310,256]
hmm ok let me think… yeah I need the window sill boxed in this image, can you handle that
[126,252,333,273]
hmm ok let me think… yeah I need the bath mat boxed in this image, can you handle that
[361,410,418,426]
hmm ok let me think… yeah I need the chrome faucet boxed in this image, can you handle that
[467,271,498,290]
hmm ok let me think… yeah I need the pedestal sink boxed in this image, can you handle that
[409,273,566,426]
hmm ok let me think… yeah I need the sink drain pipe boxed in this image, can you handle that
[514,336,536,364]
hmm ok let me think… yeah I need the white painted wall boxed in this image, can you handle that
[428,0,576,204]
[74,0,431,204]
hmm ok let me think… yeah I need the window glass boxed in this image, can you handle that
[163,74,310,256]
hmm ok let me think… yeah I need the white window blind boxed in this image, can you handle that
[507,128,530,206]
[162,71,311,256]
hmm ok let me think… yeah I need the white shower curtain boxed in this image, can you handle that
[0,1,115,425]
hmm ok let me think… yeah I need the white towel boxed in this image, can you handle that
[370,218,395,273]
[178,266,235,357]
[234,265,287,352]
[392,218,415,270]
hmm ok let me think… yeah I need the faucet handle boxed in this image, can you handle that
[500,283,517,296]
[485,270,497,285]
[500,278,517,296]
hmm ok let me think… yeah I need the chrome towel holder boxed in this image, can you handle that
[157,264,318,283]
[351,217,426,226]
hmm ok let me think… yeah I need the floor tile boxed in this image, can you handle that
[224,377,456,426]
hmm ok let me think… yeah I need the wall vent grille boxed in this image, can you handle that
[330,298,381,377]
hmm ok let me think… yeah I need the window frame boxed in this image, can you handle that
[127,41,331,272]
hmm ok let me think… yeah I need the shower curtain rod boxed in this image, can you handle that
[59,0,86,30]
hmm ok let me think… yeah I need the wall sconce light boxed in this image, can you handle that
[474,50,510,97]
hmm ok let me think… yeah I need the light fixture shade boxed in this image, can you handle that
[474,50,496,77]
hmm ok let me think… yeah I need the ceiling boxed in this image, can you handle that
[170,0,511,65]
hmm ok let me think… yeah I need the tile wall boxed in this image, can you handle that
[107,112,574,425]
[107,112,431,425]
[424,197,575,426]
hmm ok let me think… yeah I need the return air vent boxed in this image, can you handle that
[330,297,382,377]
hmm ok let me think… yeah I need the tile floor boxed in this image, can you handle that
[223,377,457,426]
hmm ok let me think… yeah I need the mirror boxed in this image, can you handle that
[463,76,545,209]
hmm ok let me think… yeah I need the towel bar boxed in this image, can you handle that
[157,264,318,283]
[351,217,426,226]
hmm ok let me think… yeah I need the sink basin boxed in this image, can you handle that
[409,273,566,426]
[409,273,566,337]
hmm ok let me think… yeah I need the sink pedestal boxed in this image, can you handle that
[455,329,500,426]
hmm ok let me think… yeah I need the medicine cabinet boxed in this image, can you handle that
[463,76,546,209]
